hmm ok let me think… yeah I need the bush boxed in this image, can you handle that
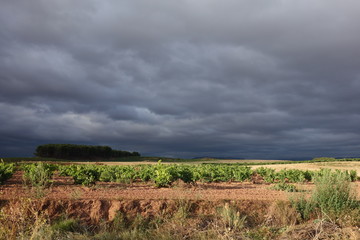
[59,165,100,186]
[256,167,276,183]
[137,165,155,182]
[153,161,178,187]
[177,166,194,183]
[99,166,116,182]
[0,161,14,184]
[51,219,80,233]
[233,166,252,181]
[312,170,357,216]
[22,163,55,187]
[292,169,358,220]
[113,166,137,183]
[271,182,299,192]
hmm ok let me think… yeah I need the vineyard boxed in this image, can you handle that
[1,160,360,239]
[1,161,358,188]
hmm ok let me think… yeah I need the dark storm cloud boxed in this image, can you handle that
[1,0,360,158]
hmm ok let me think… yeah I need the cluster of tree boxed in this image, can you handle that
[35,144,140,159]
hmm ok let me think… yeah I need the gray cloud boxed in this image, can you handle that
[1,0,360,159]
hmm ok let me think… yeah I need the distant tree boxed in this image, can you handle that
[35,144,140,159]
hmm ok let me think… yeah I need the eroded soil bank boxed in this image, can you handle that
[0,198,271,225]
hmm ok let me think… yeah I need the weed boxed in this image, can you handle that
[312,170,357,217]
[292,169,359,222]
[218,203,246,232]
[51,218,80,232]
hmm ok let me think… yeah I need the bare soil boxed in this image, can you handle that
[2,171,360,202]
[1,171,360,228]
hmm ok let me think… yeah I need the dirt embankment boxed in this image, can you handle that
[0,198,272,225]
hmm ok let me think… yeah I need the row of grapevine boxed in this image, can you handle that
[0,162,14,184]
[0,162,357,188]
[256,167,357,183]
[57,162,253,187]
[58,163,357,187]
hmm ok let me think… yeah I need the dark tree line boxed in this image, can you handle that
[35,144,140,159]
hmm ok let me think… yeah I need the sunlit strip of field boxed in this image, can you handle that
[252,161,360,176]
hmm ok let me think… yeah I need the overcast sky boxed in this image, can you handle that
[1,0,360,159]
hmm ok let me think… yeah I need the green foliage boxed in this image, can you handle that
[22,163,55,187]
[255,167,313,183]
[256,167,276,183]
[276,169,307,183]
[51,219,80,233]
[56,163,357,190]
[176,165,194,183]
[99,166,116,182]
[233,166,252,181]
[153,161,177,187]
[136,165,155,182]
[113,166,137,183]
[312,157,337,161]
[59,165,100,186]
[35,144,140,159]
[312,169,357,216]
[0,161,14,184]
[192,165,252,183]
[271,182,299,192]
[292,169,358,220]
[349,170,358,181]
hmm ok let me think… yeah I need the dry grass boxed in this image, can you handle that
[253,161,360,177]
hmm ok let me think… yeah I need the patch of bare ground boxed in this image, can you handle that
[1,171,360,239]
[0,171,313,201]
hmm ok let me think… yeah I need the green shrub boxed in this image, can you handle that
[99,167,116,182]
[271,182,299,192]
[113,166,137,184]
[137,165,155,182]
[0,161,14,184]
[292,169,358,220]
[312,170,357,216]
[177,166,194,183]
[276,169,307,183]
[153,161,177,187]
[256,167,276,183]
[22,163,55,187]
[59,165,100,186]
[51,219,80,233]
[349,170,357,182]
[233,166,252,181]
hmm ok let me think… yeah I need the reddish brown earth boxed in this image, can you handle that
[1,171,360,225]
[0,171,315,201]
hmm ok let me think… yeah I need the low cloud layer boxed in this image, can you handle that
[1,0,360,159]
